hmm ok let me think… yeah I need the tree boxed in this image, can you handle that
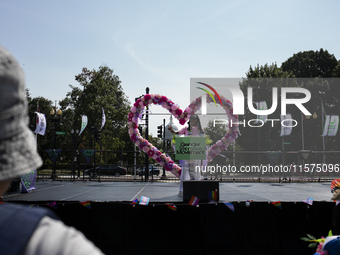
[204,120,231,177]
[237,63,298,165]
[60,66,131,165]
[281,49,340,158]
[246,63,294,78]
[333,61,340,78]
[281,48,338,78]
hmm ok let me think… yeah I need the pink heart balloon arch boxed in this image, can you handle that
[128,94,239,178]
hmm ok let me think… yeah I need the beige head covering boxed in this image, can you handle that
[0,46,42,181]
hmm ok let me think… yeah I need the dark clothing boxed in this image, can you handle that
[0,203,58,255]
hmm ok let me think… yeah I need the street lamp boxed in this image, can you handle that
[306,112,317,120]
[302,112,318,161]
[50,103,62,180]
[71,129,79,180]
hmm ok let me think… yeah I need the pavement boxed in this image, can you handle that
[3,180,334,203]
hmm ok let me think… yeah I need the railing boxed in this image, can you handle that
[36,163,339,183]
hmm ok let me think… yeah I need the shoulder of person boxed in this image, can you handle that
[0,202,58,255]
[24,216,104,255]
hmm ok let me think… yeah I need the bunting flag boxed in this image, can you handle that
[21,170,37,193]
[223,201,235,212]
[266,151,282,165]
[302,197,313,205]
[131,199,139,205]
[271,201,282,210]
[255,101,268,123]
[139,196,150,206]
[79,115,88,136]
[101,108,106,130]
[47,201,58,209]
[80,201,91,209]
[188,196,200,206]
[208,191,217,201]
[81,149,95,163]
[331,179,340,193]
[165,203,177,211]
[46,149,62,163]
[280,114,293,136]
[322,115,339,136]
[34,112,47,135]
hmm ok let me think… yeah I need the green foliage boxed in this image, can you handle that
[27,65,132,166]
[281,48,338,78]
[236,59,340,165]
[237,64,296,164]
[307,234,316,240]
[333,61,340,77]
[246,63,294,78]
[300,237,311,242]
[60,66,131,158]
[204,120,232,168]
[308,243,317,248]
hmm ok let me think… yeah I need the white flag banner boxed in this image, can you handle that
[322,115,331,137]
[255,101,268,123]
[322,115,339,136]
[34,112,46,136]
[79,115,88,136]
[101,108,106,130]
[280,114,293,136]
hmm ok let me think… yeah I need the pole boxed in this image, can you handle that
[35,100,39,180]
[94,128,98,182]
[36,99,39,150]
[134,144,136,182]
[145,87,149,182]
[233,143,235,182]
[52,123,56,180]
[301,112,305,167]
[282,137,285,166]
[321,100,326,163]
[301,112,304,150]
[258,127,261,165]
[72,133,75,181]
[100,137,102,182]
[162,118,166,178]
[52,100,57,180]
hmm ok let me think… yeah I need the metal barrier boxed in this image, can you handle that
[36,163,338,183]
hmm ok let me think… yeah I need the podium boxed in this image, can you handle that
[183,180,219,202]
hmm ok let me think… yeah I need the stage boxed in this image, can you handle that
[3,181,337,255]
[3,180,333,202]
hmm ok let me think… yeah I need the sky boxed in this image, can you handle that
[1,0,339,136]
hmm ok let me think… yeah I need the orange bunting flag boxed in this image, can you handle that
[271,201,282,210]
[80,201,91,209]
[165,203,177,211]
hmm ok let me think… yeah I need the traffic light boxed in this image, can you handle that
[157,125,163,138]
[97,130,102,140]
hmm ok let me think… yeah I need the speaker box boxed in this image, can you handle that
[183,180,219,202]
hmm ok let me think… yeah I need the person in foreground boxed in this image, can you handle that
[0,46,104,255]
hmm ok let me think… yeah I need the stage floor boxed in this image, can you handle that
[3,180,333,202]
